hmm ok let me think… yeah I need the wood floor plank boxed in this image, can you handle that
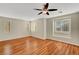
[0,36,79,55]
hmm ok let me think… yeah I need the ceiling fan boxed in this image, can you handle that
[34,3,58,15]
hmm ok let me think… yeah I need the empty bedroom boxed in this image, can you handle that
[0,3,79,55]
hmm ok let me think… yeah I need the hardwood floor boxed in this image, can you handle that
[0,36,79,55]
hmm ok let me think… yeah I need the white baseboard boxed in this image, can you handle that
[0,35,30,41]
[47,37,79,46]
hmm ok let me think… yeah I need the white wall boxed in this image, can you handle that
[31,18,46,39]
[0,17,30,41]
[46,12,79,46]
[0,12,79,46]
[30,12,79,46]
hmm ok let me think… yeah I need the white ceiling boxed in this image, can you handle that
[0,3,79,21]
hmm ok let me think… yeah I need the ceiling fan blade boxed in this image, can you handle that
[34,9,42,11]
[46,12,49,15]
[44,3,49,9]
[48,9,57,11]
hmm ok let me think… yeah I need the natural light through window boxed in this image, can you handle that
[31,22,36,32]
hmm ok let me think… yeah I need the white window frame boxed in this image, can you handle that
[53,17,71,38]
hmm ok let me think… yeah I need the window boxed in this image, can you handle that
[31,22,36,32]
[54,19,71,34]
